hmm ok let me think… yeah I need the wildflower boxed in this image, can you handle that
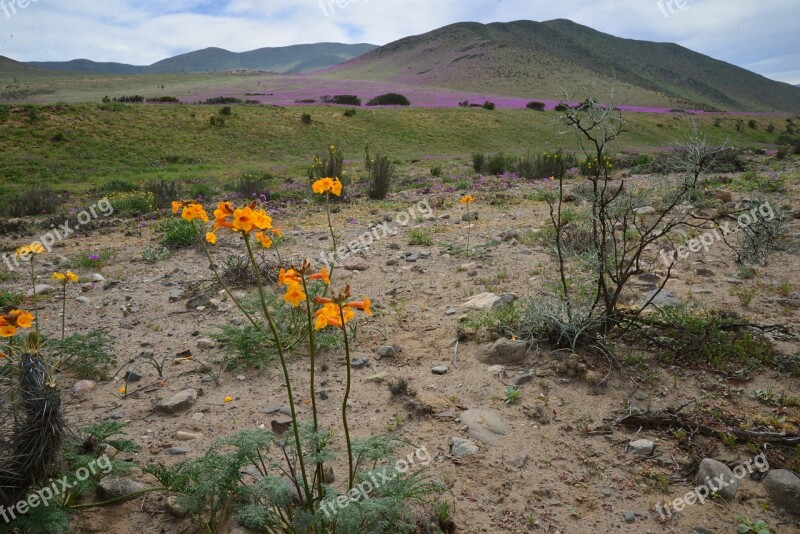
[16,243,45,258]
[52,271,79,283]
[309,267,331,285]
[270,227,283,238]
[118,386,127,395]
[88,254,100,261]
[224,396,233,403]
[206,232,217,244]
[312,177,334,194]
[348,297,372,316]
[232,205,271,234]
[283,283,307,307]
[0,309,35,337]
[181,203,209,223]
[460,195,475,205]
[255,231,273,249]
[330,179,343,197]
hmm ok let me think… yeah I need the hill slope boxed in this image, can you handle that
[24,43,378,75]
[320,20,800,113]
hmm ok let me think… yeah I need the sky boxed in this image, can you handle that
[1,0,798,85]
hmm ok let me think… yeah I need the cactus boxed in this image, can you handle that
[0,353,65,509]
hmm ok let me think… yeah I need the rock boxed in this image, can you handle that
[776,298,800,309]
[462,212,478,222]
[487,365,505,374]
[709,190,733,203]
[91,274,106,282]
[641,289,683,309]
[511,373,533,387]
[600,487,613,498]
[76,296,92,305]
[27,284,56,297]
[638,273,660,283]
[458,262,478,272]
[492,293,519,309]
[109,409,126,420]
[412,392,454,414]
[271,416,294,435]
[477,338,529,365]
[696,458,738,500]
[168,291,183,303]
[71,380,96,396]
[623,511,636,523]
[176,431,203,441]
[431,366,449,375]
[459,409,508,446]
[197,338,216,349]
[462,292,500,310]
[165,447,189,456]
[343,257,370,271]
[763,469,800,514]
[365,372,387,384]
[405,253,419,262]
[156,389,197,414]
[627,439,655,457]
[165,495,190,518]
[633,206,656,216]
[97,477,150,501]
[377,345,401,358]
[386,258,399,266]
[124,369,142,382]
[451,437,479,457]
[186,294,212,309]
[350,358,369,369]
[445,307,458,316]
[695,268,716,277]
[507,452,528,469]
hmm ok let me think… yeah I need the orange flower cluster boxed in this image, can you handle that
[207,201,277,247]
[312,177,343,197]
[313,294,371,331]
[52,271,79,283]
[460,195,475,205]
[0,309,35,338]
[278,268,306,307]
[16,243,45,258]
[172,200,209,223]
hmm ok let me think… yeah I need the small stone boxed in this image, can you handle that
[600,487,613,497]
[109,409,126,420]
[507,451,528,469]
[175,431,203,441]
[405,253,419,262]
[365,372,388,384]
[511,373,533,387]
[92,273,106,282]
[197,338,216,349]
[168,291,183,303]
[124,369,142,382]
[445,308,458,316]
[458,262,478,272]
[350,358,369,369]
[641,289,683,309]
[76,296,92,304]
[28,284,56,297]
[432,366,449,375]
[377,345,401,358]
[492,293,519,309]
[693,527,713,534]
[709,190,733,202]
[165,447,189,456]
[156,389,198,414]
[696,458,738,500]
[261,404,285,415]
[477,337,528,365]
[165,495,190,518]
[462,292,500,311]
[451,437,479,457]
[271,416,294,435]
[459,409,508,446]
[71,380,96,396]
[462,212,478,222]
[97,477,150,501]
[386,259,399,266]
[186,294,212,309]
[487,365,505,374]
[695,268,716,277]
[623,511,636,523]
[633,206,656,216]
[763,469,800,514]
[343,257,370,271]
[627,439,655,457]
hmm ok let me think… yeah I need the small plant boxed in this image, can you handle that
[407,228,433,246]
[0,290,24,310]
[461,194,475,254]
[159,217,198,249]
[343,108,357,117]
[2,183,61,217]
[526,101,545,111]
[75,249,114,270]
[109,191,156,217]
[365,145,394,200]
[472,153,486,173]
[51,330,115,379]
[100,178,138,193]
[736,516,770,534]
[232,172,273,199]
[482,101,496,110]
[301,112,312,124]
[321,94,361,106]
[147,179,182,209]
[732,285,757,307]
[51,271,79,340]
[141,245,171,263]
[219,106,232,116]
[504,386,522,405]
[309,145,346,199]
[430,166,442,177]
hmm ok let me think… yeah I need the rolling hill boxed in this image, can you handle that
[319,20,800,113]
[25,43,378,75]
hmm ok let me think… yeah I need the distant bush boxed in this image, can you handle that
[458,100,470,107]
[109,191,156,217]
[515,149,577,180]
[343,108,357,117]
[101,179,138,194]
[204,96,243,105]
[3,183,61,217]
[472,153,486,173]
[219,106,232,116]
[209,115,225,127]
[233,172,273,199]
[748,119,758,130]
[430,166,442,177]
[712,148,746,172]
[321,94,362,106]
[526,101,545,111]
[365,145,394,200]
[147,180,182,209]
[766,123,775,133]
[485,153,512,175]
[188,182,216,201]
[367,93,410,106]
[146,96,180,103]
[482,101,496,110]
[113,95,144,103]
[554,103,569,112]
[301,113,312,124]
[308,145,346,199]
[295,99,316,104]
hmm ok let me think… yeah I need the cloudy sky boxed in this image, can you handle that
[1,0,798,84]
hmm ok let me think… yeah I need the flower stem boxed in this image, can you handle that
[61,283,66,341]
[300,275,324,499]
[243,236,312,508]
[338,304,355,489]
[29,257,38,336]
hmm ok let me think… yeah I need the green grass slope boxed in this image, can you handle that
[321,20,800,113]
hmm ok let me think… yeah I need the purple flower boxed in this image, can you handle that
[88,254,100,261]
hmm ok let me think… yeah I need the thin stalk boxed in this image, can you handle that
[300,275,324,500]
[243,236,312,508]
[466,204,471,254]
[29,257,38,336]
[338,304,355,489]
[324,193,337,290]
[61,283,67,340]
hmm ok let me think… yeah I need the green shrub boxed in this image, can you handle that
[109,191,155,216]
[322,94,361,106]
[748,119,758,130]
[526,101,545,111]
[213,323,274,369]
[0,291,24,310]
[51,330,115,379]
[308,145,347,198]
[515,149,577,180]
[74,249,115,270]
[301,112,312,124]
[100,179,138,193]
[188,182,216,201]
[219,106,232,116]
[472,153,486,173]
[407,228,433,246]
[365,146,394,200]
[204,96,242,105]
[147,179,182,209]
[485,153,513,175]
[366,93,410,106]
[2,183,61,217]
[343,108,357,117]
[430,166,442,177]
[233,172,273,199]
[482,101,496,110]
[159,218,198,249]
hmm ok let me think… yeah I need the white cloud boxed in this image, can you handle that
[0,0,797,83]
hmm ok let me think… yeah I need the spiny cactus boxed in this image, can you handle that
[0,353,65,509]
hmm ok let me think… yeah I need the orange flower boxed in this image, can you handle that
[283,282,306,308]
[309,267,331,285]
[118,386,127,395]
[278,268,302,286]
[312,177,334,194]
[314,296,334,305]
[0,324,15,338]
[254,210,272,230]
[11,310,34,329]
[348,297,372,316]
[314,302,354,330]
[224,396,233,403]
[171,201,184,214]
[182,203,209,223]
[214,201,234,222]
[52,271,79,283]
[0,310,34,336]
[232,206,257,233]
[330,178,343,197]
[270,227,283,238]
[255,231,273,249]
[461,195,475,205]
[206,232,217,244]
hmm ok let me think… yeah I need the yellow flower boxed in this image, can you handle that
[118,386,127,395]
[224,396,233,403]
[330,178,343,197]
[181,203,209,223]
[283,282,306,308]
[278,268,302,286]
[30,243,45,254]
[52,271,79,283]
[52,272,66,281]
[206,232,217,244]
[253,210,272,230]
[255,231,273,249]
[171,201,184,214]
[461,195,475,205]
[232,206,257,233]
[313,177,334,195]
[10,310,34,329]
[0,323,16,337]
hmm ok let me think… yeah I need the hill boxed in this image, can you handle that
[320,20,800,113]
[23,43,378,75]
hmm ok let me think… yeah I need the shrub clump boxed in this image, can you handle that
[365,146,394,200]
[367,93,410,106]
[526,101,546,111]
[321,94,361,106]
[2,184,61,217]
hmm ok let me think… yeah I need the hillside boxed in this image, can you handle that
[24,43,378,75]
[320,20,800,113]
